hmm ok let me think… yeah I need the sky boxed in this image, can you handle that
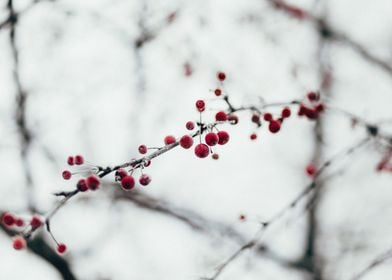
[0,0,392,279]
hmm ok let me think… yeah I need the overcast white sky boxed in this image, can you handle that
[0,0,392,279]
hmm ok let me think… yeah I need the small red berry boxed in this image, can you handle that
[281,107,291,118]
[205,132,219,146]
[143,160,151,167]
[214,88,222,96]
[194,144,210,158]
[180,135,194,149]
[251,113,261,124]
[263,112,273,122]
[139,174,151,186]
[217,71,226,81]
[57,243,67,254]
[115,169,128,180]
[195,100,205,112]
[184,62,192,76]
[315,103,325,112]
[12,236,26,250]
[305,108,319,120]
[30,216,42,229]
[307,91,318,101]
[306,164,317,177]
[15,218,24,227]
[75,155,84,165]
[2,213,15,226]
[239,214,246,221]
[86,175,100,191]
[76,179,88,192]
[67,156,74,166]
[138,144,147,154]
[215,111,228,122]
[268,120,281,133]
[164,135,176,145]
[228,114,239,125]
[186,121,195,130]
[217,131,230,145]
[250,133,257,140]
[121,175,135,191]
[298,104,306,116]
[212,153,219,160]
[62,170,72,180]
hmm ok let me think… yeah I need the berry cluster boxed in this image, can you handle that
[3,71,332,255]
[298,92,325,120]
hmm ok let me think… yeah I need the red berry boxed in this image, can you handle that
[139,174,151,186]
[250,133,257,140]
[76,179,88,192]
[143,160,151,167]
[215,111,228,122]
[164,135,176,145]
[115,169,128,180]
[12,236,26,250]
[205,132,219,146]
[305,108,319,120]
[217,71,226,81]
[251,113,261,124]
[184,62,192,76]
[306,164,317,177]
[67,156,74,166]
[281,107,291,118]
[180,135,194,149]
[212,153,219,160]
[307,91,318,101]
[268,120,281,133]
[195,100,205,112]
[298,104,306,116]
[62,170,72,180]
[186,121,195,130]
[263,112,273,122]
[194,144,210,158]
[15,218,24,227]
[57,243,67,254]
[214,88,222,96]
[228,114,239,125]
[217,131,230,145]
[315,103,325,112]
[121,175,135,191]
[2,213,15,226]
[86,175,100,191]
[75,155,84,165]
[138,144,147,154]
[30,216,42,229]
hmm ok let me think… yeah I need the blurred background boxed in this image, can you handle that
[1,0,392,279]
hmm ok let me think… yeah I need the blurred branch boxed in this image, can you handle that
[266,0,392,77]
[0,223,77,280]
[350,248,392,280]
[112,188,311,273]
[7,0,36,212]
[203,137,370,280]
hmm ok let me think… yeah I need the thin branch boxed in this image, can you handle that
[266,0,392,77]
[202,137,370,280]
[350,248,392,280]
[0,224,77,280]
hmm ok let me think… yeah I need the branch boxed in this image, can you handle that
[0,223,77,280]
[350,248,392,280]
[202,137,370,280]
[266,0,392,77]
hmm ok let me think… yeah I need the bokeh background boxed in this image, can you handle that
[1,0,392,279]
